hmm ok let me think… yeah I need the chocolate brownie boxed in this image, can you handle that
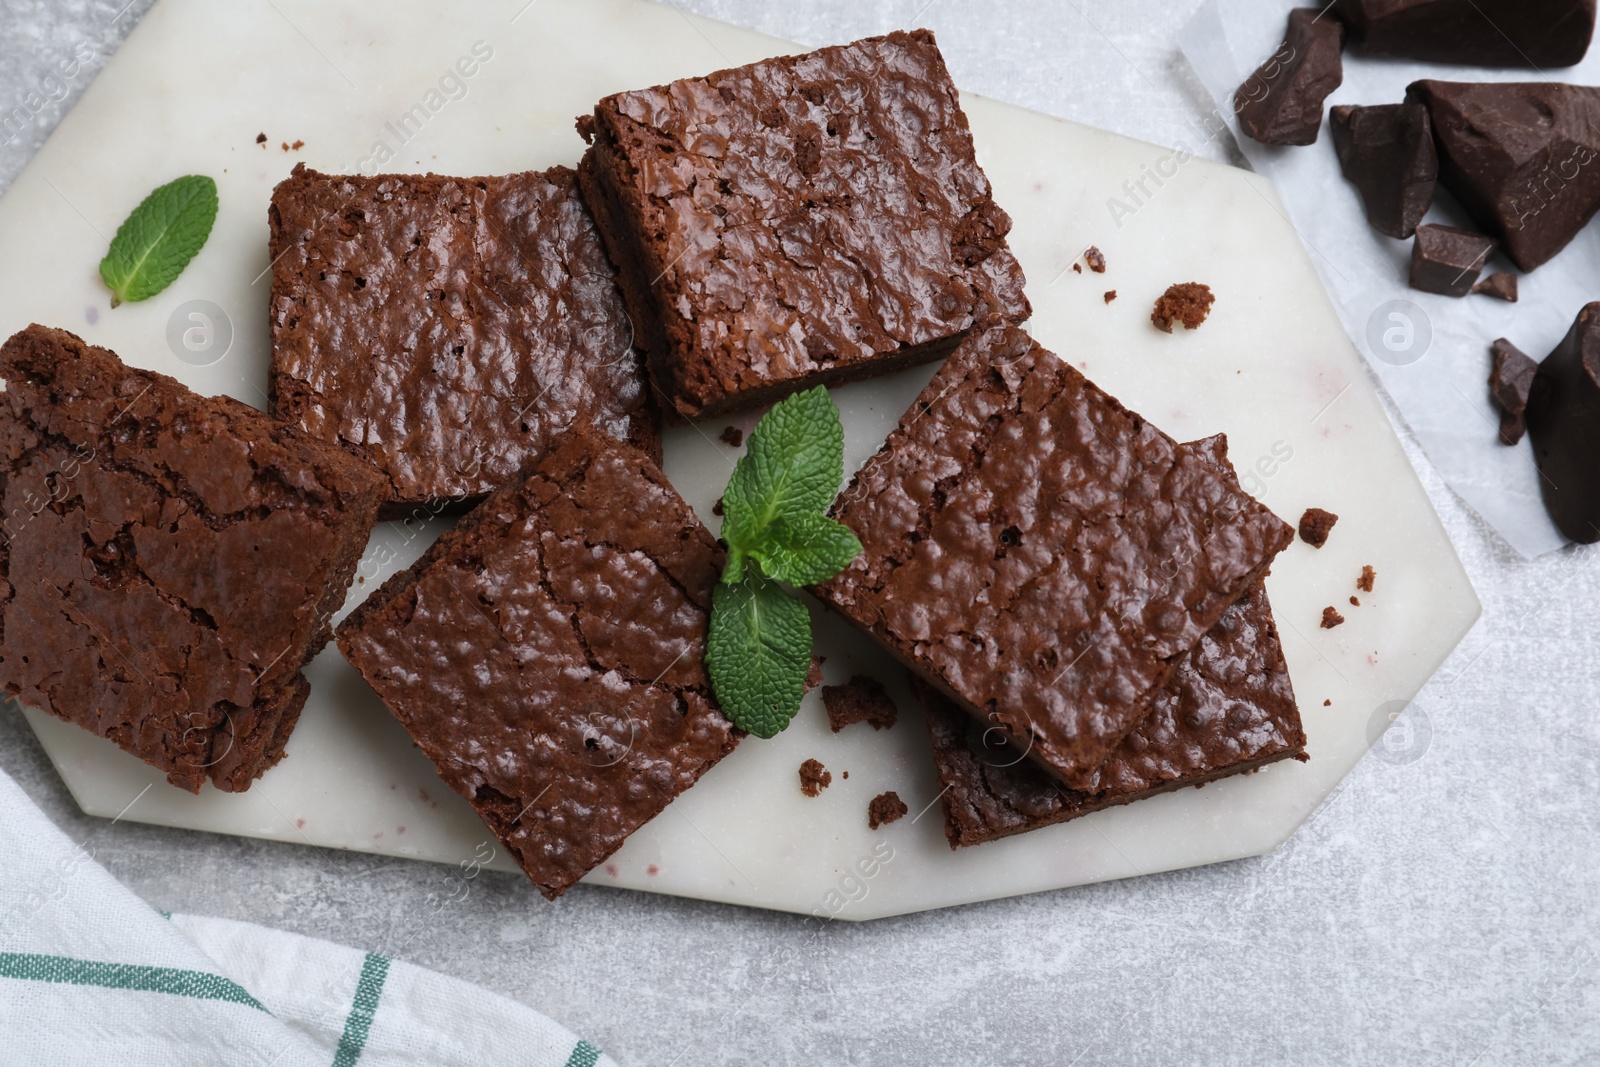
[577,29,1030,421]
[921,584,1306,848]
[812,324,1294,788]
[268,164,657,514]
[798,758,831,797]
[0,325,385,792]
[822,674,898,732]
[337,429,738,899]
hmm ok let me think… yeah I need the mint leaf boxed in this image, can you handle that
[721,385,844,560]
[99,175,219,307]
[750,512,862,586]
[705,573,811,738]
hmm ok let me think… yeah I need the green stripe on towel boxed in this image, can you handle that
[0,952,266,1011]
[564,1039,602,1067]
[331,952,390,1067]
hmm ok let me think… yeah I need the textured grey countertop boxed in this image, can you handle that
[1,2,1597,1064]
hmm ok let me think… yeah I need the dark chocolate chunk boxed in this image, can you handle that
[799,758,832,797]
[1490,337,1538,445]
[1234,8,1346,147]
[1299,507,1339,547]
[1409,224,1494,297]
[1526,305,1600,542]
[1321,606,1346,629]
[1329,104,1437,239]
[1151,283,1215,333]
[822,675,899,732]
[1407,81,1600,272]
[1336,0,1596,68]
[867,791,908,829]
[1472,272,1518,302]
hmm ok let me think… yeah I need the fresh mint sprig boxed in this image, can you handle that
[99,174,219,307]
[706,386,862,738]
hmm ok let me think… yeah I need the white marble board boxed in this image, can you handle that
[0,0,1479,919]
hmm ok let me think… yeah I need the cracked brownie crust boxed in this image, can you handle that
[812,324,1294,789]
[920,583,1306,848]
[0,325,386,792]
[577,29,1030,420]
[336,429,739,899]
[268,164,657,514]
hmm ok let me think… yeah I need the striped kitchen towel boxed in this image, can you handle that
[0,766,616,1066]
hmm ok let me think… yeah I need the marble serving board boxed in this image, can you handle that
[0,0,1478,919]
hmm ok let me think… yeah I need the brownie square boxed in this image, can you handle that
[0,325,386,792]
[268,164,657,514]
[812,325,1294,789]
[919,583,1307,848]
[336,429,739,899]
[577,29,1031,421]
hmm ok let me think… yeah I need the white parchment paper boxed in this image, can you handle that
[1179,0,1593,557]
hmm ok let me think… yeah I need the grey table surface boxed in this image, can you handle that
[1,2,1597,1064]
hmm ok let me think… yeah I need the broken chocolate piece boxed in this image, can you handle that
[1329,104,1437,239]
[1473,272,1518,302]
[1234,8,1346,147]
[1151,283,1215,333]
[823,675,899,732]
[1409,224,1494,297]
[1299,507,1339,547]
[868,791,908,829]
[1321,606,1346,629]
[1490,338,1538,445]
[1336,0,1596,68]
[1526,304,1600,542]
[799,758,832,797]
[1407,81,1600,271]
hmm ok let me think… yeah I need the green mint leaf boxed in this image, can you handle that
[720,385,844,560]
[750,512,862,586]
[99,175,219,307]
[704,572,811,739]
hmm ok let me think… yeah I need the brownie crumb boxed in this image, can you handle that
[291,139,305,151]
[822,675,899,732]
[255,132,267,144]
[804,655,826,694]
[1085,246,1107,273]
[842,770,849,779]
[1349,595,1360,606]
[1151,283,1214,333]
[1320,606,1345,629]
[719,425,744,448]
[1357,564,1376,592]
[1298,507,1339,548]
[799,758,832,797]
[1473,272,1518,302]
[1323,699,1332,706]
[575,114,596,143]
[1071,263,1082,274]
[1104,290,1117,304]
[868,791,908,829]
[1489,338,1538,446]
[281,141,290,152]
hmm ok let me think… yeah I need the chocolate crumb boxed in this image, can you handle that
[868,791,908,829]
[1489,338,1537,446]
[712,496,724,517]
[822,675,899,732]
[1472,272,1518,302]
[1298,507,1339,548]
[291,139,304,151]
[1357,564,1376,593]
[804,655,825,694]
[1085,246,1107,273]
[1323,699,1332,706]
[719,425,744,448]
[1151,283,1214,333]
[255,132,267,144]
[1321,606,1345,629]
[1350,595,1360,606]
[842,771,848,779]
[281,141,291,152]
[1071,263,1082,274]
[799,758,832,797]
[1104,290,1117,304]
[575,114,596,143]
